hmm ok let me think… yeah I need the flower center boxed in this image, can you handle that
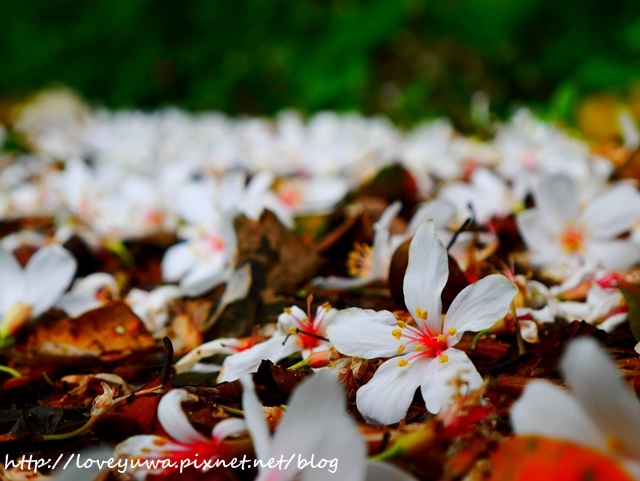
[559,222,585,254]
[346,242,373,278]
[278,186,304,207]
[144,209,165,227]
[204,234,225,254]
[284,297,332,350]
[391,312,456,367]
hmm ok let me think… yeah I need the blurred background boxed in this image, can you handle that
[3,0,640,134]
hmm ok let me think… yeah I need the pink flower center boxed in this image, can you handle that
[204,234,225,254]
[279,187,303,207]
[144,209,164,227]
[391,311,456,366]
[520,151,538,170]
[559,222,585,254]
[284,298,332,351]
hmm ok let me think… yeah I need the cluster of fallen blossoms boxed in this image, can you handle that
[2,89,640,480]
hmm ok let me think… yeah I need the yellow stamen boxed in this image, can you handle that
[437,334,446,343]
[288,327,297,335]
[346,242,373,278]
[396,320,407,329]
[415,308,428,320]
[397,344,406,354]
[322,301,332,311]
[448,327,457,336]
[606,436,627,455]
[439,355,449,364]
[391,329,402,340]
[284,307,292,314]
[414,345,423,352]
[397,359,409,368]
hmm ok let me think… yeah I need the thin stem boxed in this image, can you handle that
[511,301,526,356]
[288,358,311,370]
[0,365,21,378]
[42,415,98,441]
[218,405,245,417]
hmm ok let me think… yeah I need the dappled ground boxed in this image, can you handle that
[2,90,640,480]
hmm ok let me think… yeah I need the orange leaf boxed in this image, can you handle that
[487,436,634,481]
[17,301,157,362]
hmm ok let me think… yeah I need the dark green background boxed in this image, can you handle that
[3,0,640,128]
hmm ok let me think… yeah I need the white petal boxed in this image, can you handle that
[583,183,640,238]
[174,338,241,374]
[534,175,579,232]
[356,356,424,425]
[157,389,208,444]
[420,348,482,414]
[403,220,448,334]
[56,294,101,317]
[587,239,640,270]
[407,199,456,235]
[278,305,309,330]
[519,320,540,343]
[0,247,25,313]
[211,417,247,441]
[24,245,77,317]
[218,336,300,382]
[561,337,640,458]
[511,379,606,451]
[161,242,194,282]
[240,375,272,463]
[444,274,517,342]
[272,371,366,481]
[181,267,230,297]
[516,209,559,256]
[115,434,187,459]
[326,308,400,359]
[312,274,376,289]
[366,461,420,481]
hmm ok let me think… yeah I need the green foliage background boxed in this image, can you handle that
[2,0,640,128]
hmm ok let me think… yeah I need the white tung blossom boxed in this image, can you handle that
[327,220,517,424]
[517,174,640,274]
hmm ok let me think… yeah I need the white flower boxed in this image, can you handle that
[511,337,640,478]
[327,220,517,424]
[517,174,640,273]
[115,389,246,480]
[219,300,337,382]
[439,167,521,225]
[218,170,294,228]
[126,285,184,335]
[0,244,76,342]
[161,181,236,296]
[241,371,417,481]
[56,272,119,317]
[274,175,349,216]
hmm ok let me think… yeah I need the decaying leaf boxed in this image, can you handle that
[15,301,157,362]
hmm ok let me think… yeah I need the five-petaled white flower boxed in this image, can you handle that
[219,298,338,382]
[517,174,640,274]
[327,220,517,424]
[511,337,640,479]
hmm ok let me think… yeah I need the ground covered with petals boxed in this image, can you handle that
[3,91,640,480]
